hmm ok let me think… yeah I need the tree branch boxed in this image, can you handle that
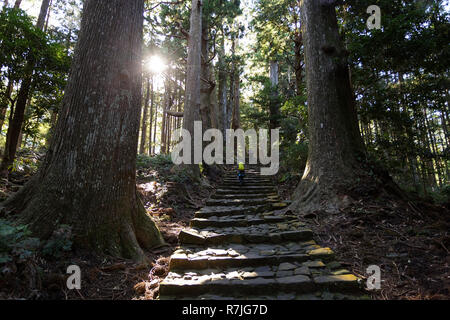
[147,0,184,11]
[165,110,184,117]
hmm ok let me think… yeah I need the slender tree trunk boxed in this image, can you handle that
[1,0,50,175]
[231,56,240,130]
[13,0,21,8]
[44,0,52,32]
[148,76,154,155]
[0,79,13,132]
[161,78,169,154]
[269,60,280,130]
[291,0,401,214]
[182,0,202,177]
[139,75,150,154]
[294,30,303,95]
[152,96,158,155]
[3,0,164,262]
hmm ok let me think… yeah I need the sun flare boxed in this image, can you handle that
[146,55,167,74]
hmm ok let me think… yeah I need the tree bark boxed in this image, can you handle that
[294,30,303,95]
[269,60,280,130]
[182,0,202,177]
[231,70,240,130]
[139,75,150,154]
[3,0,164,262]
[152,95,158,155]
[148,76,154,155]
[217,29,227,133]
[290,0,401,214]
[161,77,170,154]
[0,79,13,132]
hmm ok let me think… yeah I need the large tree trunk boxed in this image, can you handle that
[199,21,218,131]
[290,0,400,214]
[182,0,202,177]
[3,0,164,262]
[0,0,50,175]
[217,29,227,133]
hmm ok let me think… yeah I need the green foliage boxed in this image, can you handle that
[0,7,72,146]
[0,219,73,263]
[137,153,173,170]
[340,0,449,193]
[430,185,450,204]
[0,8,44,82]
[7,148,41,175]
[0,220,40,264]
[41,225,72,259]
[250,0,300,60]
[280,141,308,173]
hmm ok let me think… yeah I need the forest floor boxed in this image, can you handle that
[0,154,448,300]
[277,173,450,300]
[0,152,219,300]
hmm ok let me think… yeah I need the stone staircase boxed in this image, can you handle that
[159,167,366,300]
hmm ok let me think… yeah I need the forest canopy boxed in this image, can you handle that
[0,0,448,301]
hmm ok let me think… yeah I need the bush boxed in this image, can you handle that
[431,185,450,205]
[41,225,72,259]
[136,154,173,170]
[281,141,308,174]
[0,220,40,264]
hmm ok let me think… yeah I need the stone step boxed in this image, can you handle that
[214,189,277,196]
[195,203,288,218]
[222,178,272,183]
[195,204,270,218]
[206,198,278,207]
[222,178,269,182]
[178,225,314,246]
[160,264,361,297]
[210,193,279,200]
[222,178,272,182]
[216,186,277,192]
[158,166,365,300]
[160,291,367,300]
[168,242,335,270]
[190,214,290,228]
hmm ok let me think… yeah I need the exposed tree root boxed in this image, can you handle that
[2,177,165,263]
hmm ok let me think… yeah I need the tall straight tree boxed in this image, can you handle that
[0,0,50,175]
[182,0,202,177]
[217,28,227,133]
[148,76,154,155]
[140,75,150,154]
[291,0,401,214]
[269,60,280,130]
[4,0,164,261]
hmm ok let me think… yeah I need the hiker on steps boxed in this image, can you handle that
[238,162,245,186]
